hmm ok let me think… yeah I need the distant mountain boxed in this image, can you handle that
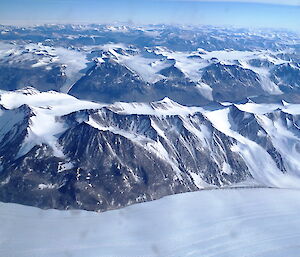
[0,24,300,105]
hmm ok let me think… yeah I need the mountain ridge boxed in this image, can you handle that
[1,88,300,211]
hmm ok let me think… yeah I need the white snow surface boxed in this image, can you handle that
[109,97,204,116]
[196,82,213,100]
[0,42,20,58]
[0,88,103,115]
[1,188,300,257]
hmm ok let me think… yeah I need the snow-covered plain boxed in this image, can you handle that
[1,188,300,257]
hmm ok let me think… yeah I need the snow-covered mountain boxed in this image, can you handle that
[1,88,300,211]
[2,23,300,257]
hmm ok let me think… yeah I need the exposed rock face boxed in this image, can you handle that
[69,60,150,103]
[69,59,209,106]
[0,64,66,92]
[201,63,263,102]
[270,63,300,92]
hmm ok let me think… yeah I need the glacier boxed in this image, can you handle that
[1,188,300,257]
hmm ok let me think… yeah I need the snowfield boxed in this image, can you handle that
[1,188,300,257]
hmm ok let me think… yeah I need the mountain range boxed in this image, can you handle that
[1,88,300,211]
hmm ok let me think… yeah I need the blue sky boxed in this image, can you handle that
[0,0,299,31]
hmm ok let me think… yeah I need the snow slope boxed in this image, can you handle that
[0,88,103,157]
[0,87,103,114]
[204,107,300,188]
[0,42,89,93]
[1,188,300,257]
